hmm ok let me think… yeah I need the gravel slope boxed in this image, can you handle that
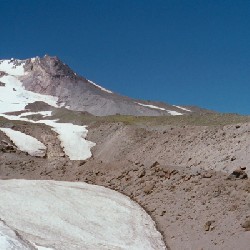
[1,117,250,249]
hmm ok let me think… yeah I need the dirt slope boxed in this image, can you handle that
[87,122,250,175]
[0,116,250,249]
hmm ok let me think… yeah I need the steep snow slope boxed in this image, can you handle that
[0,179,166,250]
[0,59,58,113]
[0,59,25,76]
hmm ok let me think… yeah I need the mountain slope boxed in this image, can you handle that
[0,55,207,116]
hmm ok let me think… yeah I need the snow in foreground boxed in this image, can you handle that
[0,179,166,250]
[0,128,46,157]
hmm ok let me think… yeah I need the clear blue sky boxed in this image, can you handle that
[1,0,249,114]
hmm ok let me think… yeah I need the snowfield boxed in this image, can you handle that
[0,74,58,113]
[0,62,95,160]
[0,179,166,250]
[1,112,95,161]
[0,59,25,76]
[0,128,46,157]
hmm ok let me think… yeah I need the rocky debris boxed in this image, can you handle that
[0,140,17,153]
[1,140,8,145]
[143,183,155,194]
[204,221,215,231]
[184,174,192,181]
[0,81,5,86]
[160,210,166,216]
[227,168,248,180]
[202,172,213,178]
[138,169,146,178]
[1,123,15,129]
[25,101,55,112]
[243,181,250,193]
[0,71,7,77]
[241,220,250,231]
[150,161,160,168]
[231,156,236,161]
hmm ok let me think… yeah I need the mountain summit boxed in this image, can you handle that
[0,55,204,116]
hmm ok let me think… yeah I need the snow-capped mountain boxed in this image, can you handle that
[0,56,249,250]
[0,56,166,250]
[0,55,205,116]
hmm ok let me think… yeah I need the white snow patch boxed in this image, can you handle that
[173,105,192,112]
[0,179,166,250]
[0,112,95,161]
[136,102,183,116]
[0,59,25,76]
[20,111,53,117]
[166,110,183,116]
[41,120,96,160]
[0,75,58,114]
[88,79,113,94]
[0,128,46,157]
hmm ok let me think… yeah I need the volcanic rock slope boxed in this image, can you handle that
[0,56,250,250]
[1,55,206,116]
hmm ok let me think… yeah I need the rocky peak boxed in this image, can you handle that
[24,55,78,80]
